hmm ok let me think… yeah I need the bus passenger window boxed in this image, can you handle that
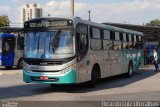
[91,28,101,39]
[139,36,142,42]
[133,35,138,49]
[114,32,121,50]
[104,30,110,40]
[120,33,123,49]
[137,36,143,49]
[123,33,128,49]
[128,34,132,49]
[90,28,102,50]
[103,30,113,50]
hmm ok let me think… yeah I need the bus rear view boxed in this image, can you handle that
[0,33,24,69]
[0,33,15,68]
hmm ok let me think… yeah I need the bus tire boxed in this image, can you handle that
[126,62,133,78]
[88,67,98,88]
[17,58,23,69]
[5,66,13,69]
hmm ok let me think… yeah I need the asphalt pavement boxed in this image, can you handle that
[0,65,160,107]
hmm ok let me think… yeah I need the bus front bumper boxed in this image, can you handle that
[23,69,77,84]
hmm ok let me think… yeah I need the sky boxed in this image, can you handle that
[0,0,160,27]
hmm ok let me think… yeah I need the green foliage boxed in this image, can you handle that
[145,19,160,27]
[0,16,10,27]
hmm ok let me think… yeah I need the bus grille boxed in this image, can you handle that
[26,61,63,66]
[31,70,60,73]
[31,77,59,82]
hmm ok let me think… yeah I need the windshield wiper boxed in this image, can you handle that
[49,33,51,52]
[51,29,61,52]
[37,34,40,52]
[55,29,61,37]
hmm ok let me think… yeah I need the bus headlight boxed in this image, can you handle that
[23,62,31,71]
[60,64,76,74]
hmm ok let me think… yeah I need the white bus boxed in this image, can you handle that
[0,32,24,69]
[23,17,144,87]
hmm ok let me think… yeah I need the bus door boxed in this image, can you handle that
[76,24,89,83]
[14,33,24,68]
[2,36,15,66]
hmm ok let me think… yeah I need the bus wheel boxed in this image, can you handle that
[88,67,97,88]
[17,58,23,69]
[5,66,13,69]
[126,62,133,78]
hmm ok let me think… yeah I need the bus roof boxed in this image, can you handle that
[73,17,143,36]
[25,17,143,36]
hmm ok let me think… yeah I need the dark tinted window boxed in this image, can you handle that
[126,34,129,42]
[110,31,115,40]
[17,34,24,50]
[76,25,88,51]
[120,33,123,41]
[3,37,15,55]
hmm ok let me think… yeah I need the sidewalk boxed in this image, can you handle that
[0,69,23,76]
[142,64,154,69]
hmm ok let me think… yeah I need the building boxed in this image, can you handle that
[20,4,42,26]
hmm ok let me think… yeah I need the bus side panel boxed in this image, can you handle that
[132,50,144,71]
[121,50,129,74]
[2,52,14,66]
[123,50,143,73]
[77,52,91,83]
[14,36,23,66]
[109,50,122,76]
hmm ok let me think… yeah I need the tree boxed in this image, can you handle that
[145,19,160,27]
[0,16,10,27]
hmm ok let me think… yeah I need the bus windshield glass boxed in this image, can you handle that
[24,30,74,59]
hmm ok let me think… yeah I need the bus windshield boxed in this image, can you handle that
[24,30,74,59]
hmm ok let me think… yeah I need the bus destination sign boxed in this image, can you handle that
[25,20,73,28]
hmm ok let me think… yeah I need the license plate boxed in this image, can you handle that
[40,76,48,80]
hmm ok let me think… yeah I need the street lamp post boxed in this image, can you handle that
[70,0,74,17]
[88,10,91,21]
